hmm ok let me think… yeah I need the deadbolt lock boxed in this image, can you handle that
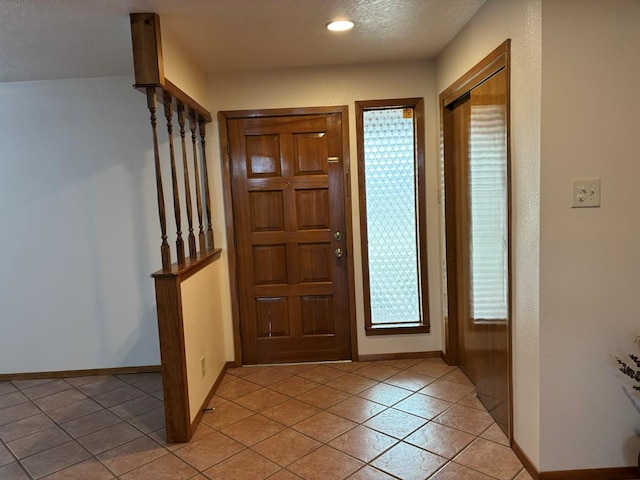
[334,248,344,258]
[333,231,342,242]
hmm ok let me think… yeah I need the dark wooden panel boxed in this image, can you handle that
[295,189,330,230]
[253,244,288,284]
[247,134,281,177]
[300,295,335,335]
[298,242,332,283]
[256,297,289,337]
[293,133,327,176]
[250,191,285,232]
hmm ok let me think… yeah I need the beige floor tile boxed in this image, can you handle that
[353,364,401,382]
[47,399,103,424]
[119,453,197,480]
[0,462,30,480]
[149,422,215,451]
[269,376,321,397]
[0,402,42,429]
[200,401,253,429]
[347,465,397,480]
[242,368,292,386]
[41,458,115,480]
[457,393,487,411]
[357,383,412,407]
[288,445,364,480]
[32,390,87,413]
[203,449,280,480]
[10,379,53,391]
[434,404,494,436]
[97,436,168,476]
[378,359,424,370]
[266,469,303,480]
[405,422,475,459]
[515,467,535,479]
[21,380,71,401]
[63,376,112,388]
[61,409,121,438]
[127,406,165,433]
[273,364,318,375]
[0,442,15,467]
[21,441,91,479]
[252,428,321,466]
[325,374,378,395]
[132,376,163,394]
[394,393,453,420]
[0,391,29,410]
[383,370,438,392]
[430,461,495,480]
[480,422,510,446]
[116,372,161,386]
[327,396,387,424]
[328,362,370,373]
[220,414,285,446]
[109,394,163,420]
[234,388,289,412]
[440,368,474,386]
[329,425,397,462]
[261,399,321,426]
[0,382,18,396]
[371,442,447,480]
[292,411,356,443]
[0,412,55,443]
[173,431,244,471]
[76,421,143,455]
[75,377,127,397]
[408,360,456,378]
[7,425,72,459]
[454,438,523,480]
[226,366,267,378]
[363,408,426,439]
[297,365,347,383]
[92,385,146,408]
[215,378,262,400]
[419,380,475,403]
[295,385,351,409]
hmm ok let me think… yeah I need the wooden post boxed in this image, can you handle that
[163,92,185,265]
[190,116,206,253]
[199,121,214,249]
[146,88,171,270]
[178,104,196,259]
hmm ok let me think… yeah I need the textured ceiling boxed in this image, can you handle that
[0,0,486,82]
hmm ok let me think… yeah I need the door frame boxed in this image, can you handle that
[440,40,513,436]
[218,106,358,366]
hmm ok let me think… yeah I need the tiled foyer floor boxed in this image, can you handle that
[0,358,533,479]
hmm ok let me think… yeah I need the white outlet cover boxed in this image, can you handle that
[571,178,601,208]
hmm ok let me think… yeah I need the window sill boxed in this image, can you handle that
[365,323,430,336]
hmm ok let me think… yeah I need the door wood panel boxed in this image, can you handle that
[227,113,351,364]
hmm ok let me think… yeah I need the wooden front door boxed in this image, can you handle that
[226,110,352,365]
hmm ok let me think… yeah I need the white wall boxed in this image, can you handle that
[207,60,444,357]
[435,0,542,468]
[539,0,640,470]
[0,76,162,373]
[181,261,228,421]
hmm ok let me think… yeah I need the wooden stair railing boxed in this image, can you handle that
[130,12,222,443]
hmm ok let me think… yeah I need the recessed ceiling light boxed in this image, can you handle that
[326,20,354,32]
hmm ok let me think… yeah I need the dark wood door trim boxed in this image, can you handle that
[440,39,512,439]
[218,106,357,366]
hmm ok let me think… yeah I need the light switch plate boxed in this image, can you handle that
[571,178,601,208]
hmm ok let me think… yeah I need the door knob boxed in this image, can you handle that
[334,248,344,258]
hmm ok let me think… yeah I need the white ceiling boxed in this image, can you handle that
[0,0,486,83]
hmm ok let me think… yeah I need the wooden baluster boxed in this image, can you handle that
[177,103,196,259]
[189,115,206,253]
[146,88,171,270]
[163,92,185,265]
[199,121,214,249]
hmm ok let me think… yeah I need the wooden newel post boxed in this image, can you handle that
[199,121,215,249]
[189,115,207,253]
[146,88,171,270]
[163,92,185,265]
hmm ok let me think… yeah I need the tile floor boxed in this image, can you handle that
[0,358,533,479]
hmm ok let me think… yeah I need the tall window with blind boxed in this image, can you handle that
[469,103,508,321]
[356,98,429,335]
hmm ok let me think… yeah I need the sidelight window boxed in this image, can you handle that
[356,98,429,335]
